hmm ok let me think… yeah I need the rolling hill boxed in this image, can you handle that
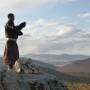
[57,58,90,73]
[25,53,90,66]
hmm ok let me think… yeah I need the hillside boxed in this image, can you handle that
[57,58,90,73]
[0,57,90,90]
[0,57,68,90]
[25,54,90,66]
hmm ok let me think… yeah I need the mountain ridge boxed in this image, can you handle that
[24,53,90,66]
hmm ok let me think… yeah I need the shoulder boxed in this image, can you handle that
[6,20,14,26]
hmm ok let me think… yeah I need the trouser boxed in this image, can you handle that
[9,64,13,69]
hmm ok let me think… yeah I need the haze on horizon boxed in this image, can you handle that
[0,0,90,56]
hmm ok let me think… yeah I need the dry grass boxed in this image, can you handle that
[65,82,90,90]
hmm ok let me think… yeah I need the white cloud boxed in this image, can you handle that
[0,0,75,8]
[0,18,90,55]
[17,19,90,55]
[23,19,79,41]
[49,25,79,38]
[0,0,76,15]
[78,13,90,18]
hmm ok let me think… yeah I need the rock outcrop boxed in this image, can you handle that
[0,58,68,90]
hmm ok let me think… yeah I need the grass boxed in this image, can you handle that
[39,66,90,90]
[65,82,90,90]
[40,66,90,83]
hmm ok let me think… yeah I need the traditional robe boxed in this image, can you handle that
[3,20,25,65]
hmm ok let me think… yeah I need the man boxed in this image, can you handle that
[3,13,26,72]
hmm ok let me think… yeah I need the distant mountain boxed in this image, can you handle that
[21,57,56,69]
[25,53,90,66]
[57,58,90,73]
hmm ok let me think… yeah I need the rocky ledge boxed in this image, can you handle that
[0,58,68,90]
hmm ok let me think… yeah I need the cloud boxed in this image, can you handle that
[0,0,75,8]
[78,12,90,18]
[0,0,76,14]
[48,25,79,38]
[17,19,90,55]
[23,19,79,41]
[0,18,90,55]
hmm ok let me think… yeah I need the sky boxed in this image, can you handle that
[0,0,90,55]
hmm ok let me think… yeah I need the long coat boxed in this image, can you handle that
[3,20,25,65]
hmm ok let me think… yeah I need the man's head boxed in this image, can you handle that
[8,13,14,21]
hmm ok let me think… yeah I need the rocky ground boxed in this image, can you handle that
[0,58,68,90]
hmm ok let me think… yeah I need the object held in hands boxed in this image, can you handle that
[19,22,26,28]
[17,22,26,36]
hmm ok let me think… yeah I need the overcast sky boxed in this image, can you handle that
[0,0,90,55]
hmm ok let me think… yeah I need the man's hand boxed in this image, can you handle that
[19,22,26,28]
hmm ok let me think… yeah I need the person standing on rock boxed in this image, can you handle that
[3,13,26,72]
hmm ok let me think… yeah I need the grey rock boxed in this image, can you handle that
[0,58,68,90]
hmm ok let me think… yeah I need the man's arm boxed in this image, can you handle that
[15,22,26,31]
[14,22,26,36]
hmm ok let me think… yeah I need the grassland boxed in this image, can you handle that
[65,82,90,90]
